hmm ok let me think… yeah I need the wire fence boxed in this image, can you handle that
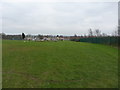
[71,36,119,47]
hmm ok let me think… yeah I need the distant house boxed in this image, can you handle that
[24,35,70,42]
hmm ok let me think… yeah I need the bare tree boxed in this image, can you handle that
[74,34,77,37]
[112,30,118,36]
[94,29,101,37]
[102,33,107,37]
[88,28,93,36]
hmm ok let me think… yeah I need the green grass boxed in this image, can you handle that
[2,40,118,88]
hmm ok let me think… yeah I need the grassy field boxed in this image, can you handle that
[2,40,118,88]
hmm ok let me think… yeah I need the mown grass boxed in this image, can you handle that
[2,40,118,88]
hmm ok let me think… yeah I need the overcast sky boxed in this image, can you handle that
[1,0,118,36]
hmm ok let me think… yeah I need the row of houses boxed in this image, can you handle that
[25,36,69,41]
[0,33,70,41]
[0,33,78,41]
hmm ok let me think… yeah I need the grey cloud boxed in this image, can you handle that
[2,2,118,35]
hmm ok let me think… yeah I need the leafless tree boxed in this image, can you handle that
[88,28,93,36]
[102,33,107,37]
[74,34,77,37]
[94,29,101,37]
[112,30,118,36]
